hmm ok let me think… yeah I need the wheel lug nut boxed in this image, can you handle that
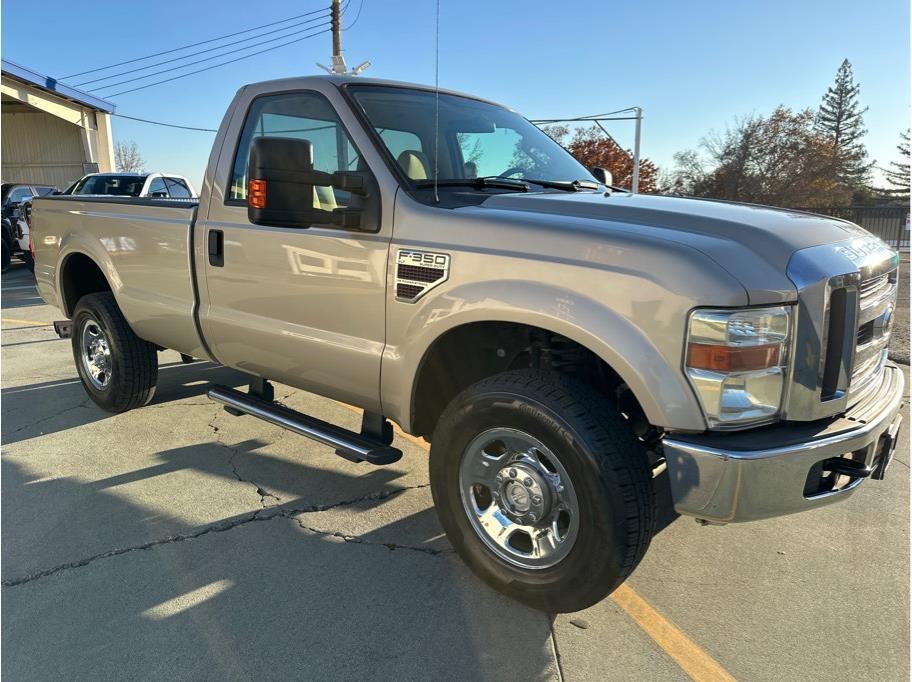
[532,495,542,504]
[523,477,534,487]
[509,468,517,478]
[528,513,537,522]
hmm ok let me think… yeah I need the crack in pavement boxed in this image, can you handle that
[548,616,566,682]
[293,516,449,556]
[1,483,434,588]
[5,396,93,435]
[208,407,283,509]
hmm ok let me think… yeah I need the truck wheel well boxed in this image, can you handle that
[61,253,111,316]
[411,322,650,441]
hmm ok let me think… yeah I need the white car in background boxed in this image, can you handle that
[64,172,196,199]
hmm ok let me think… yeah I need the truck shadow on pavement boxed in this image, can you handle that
[1,361,249,446]
[1,447,558,679]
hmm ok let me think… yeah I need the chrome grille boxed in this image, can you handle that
[858,273,891,308]
[848,266,897,401]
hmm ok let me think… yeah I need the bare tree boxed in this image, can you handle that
[114,140,145,173]
[671,107,850,208]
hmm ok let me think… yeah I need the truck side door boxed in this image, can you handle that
[198,89,390,412]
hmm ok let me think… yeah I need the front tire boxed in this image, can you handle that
[72,292,157,412]
[430,369,655,613]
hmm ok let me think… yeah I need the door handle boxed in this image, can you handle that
[208,229,224,267]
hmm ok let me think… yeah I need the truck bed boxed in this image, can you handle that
[31,195,208,358]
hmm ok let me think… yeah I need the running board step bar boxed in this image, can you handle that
[208,385,402,465]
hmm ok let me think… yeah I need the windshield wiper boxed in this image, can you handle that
[414,178,529,192]
[520,178,600,192]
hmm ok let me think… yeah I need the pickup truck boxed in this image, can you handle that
[32,75,904,613]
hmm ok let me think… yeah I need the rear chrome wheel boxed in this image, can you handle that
[79,317,113,389]
[459,428,579,569]
[71,292,157,413]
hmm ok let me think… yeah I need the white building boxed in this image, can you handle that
[1,59,115,189]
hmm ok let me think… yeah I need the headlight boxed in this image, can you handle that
[685,306,792,429]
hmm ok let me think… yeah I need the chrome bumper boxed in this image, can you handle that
[664,364,905,523]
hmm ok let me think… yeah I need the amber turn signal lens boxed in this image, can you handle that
[687,343,781,372]
[248,179,267,209]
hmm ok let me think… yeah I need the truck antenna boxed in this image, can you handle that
[316,0,371,76]
[433,0,440,203]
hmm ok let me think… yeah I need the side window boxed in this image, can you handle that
[8,187,33,204]
[165,178,192,198]
[149,177,168,196]
[228,92,362,208]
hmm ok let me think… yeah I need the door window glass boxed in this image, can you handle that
[229,92,362,208]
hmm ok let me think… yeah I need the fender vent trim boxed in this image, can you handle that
[395,249,450,302]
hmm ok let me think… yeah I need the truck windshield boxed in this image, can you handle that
[71,175,148,197]
[348,85,595,189]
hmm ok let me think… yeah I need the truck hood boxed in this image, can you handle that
[479,191,871,303]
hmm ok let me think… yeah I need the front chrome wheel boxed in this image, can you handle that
[459,427,580,569]
[79,317,112,389]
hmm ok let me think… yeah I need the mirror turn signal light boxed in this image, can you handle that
[687,343,781,372]
[248,179,267,209]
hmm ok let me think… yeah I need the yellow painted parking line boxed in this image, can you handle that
[1,317,52,327]
[611,584,735,681]
[335,399,735,681]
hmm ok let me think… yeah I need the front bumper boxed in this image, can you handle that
[663,364,905,523]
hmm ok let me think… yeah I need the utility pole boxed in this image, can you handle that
[330,0,344,74]
[317,0,371,76]
[631,107,642,194]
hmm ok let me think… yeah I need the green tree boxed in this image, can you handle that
[815,59,871,186]
[883,129,910,201]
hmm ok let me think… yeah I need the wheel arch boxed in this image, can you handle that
[58,249,116,318]
[398,286,706,438]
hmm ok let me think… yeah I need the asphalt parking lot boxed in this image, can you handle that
[2,258,909,681]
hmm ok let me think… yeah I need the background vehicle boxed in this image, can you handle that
[1,182,55,272]
[30,76,904,612]
[63,172,196,199]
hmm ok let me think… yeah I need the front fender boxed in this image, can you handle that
[382,279,711,433]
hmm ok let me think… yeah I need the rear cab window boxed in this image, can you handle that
[165,178,192,198]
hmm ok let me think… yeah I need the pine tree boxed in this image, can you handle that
[884,129,910,201]
[816,59,871,186]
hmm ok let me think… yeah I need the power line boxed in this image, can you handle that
[88,19,332,93]
[102,26,332,98]
[62,3,334,80]
[344,0,365,30]
[75,12,330,89]
[112,113,217,132]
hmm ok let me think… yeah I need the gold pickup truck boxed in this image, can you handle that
[31,75,904,612]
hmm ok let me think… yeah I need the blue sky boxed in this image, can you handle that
[3,0,908,191]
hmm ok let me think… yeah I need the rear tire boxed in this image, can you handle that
[1,240,10,274]
[21,251,34,272]
[72,292,157,412]
[430,369,655,613]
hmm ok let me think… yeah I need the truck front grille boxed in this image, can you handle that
[847,267,897,402]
